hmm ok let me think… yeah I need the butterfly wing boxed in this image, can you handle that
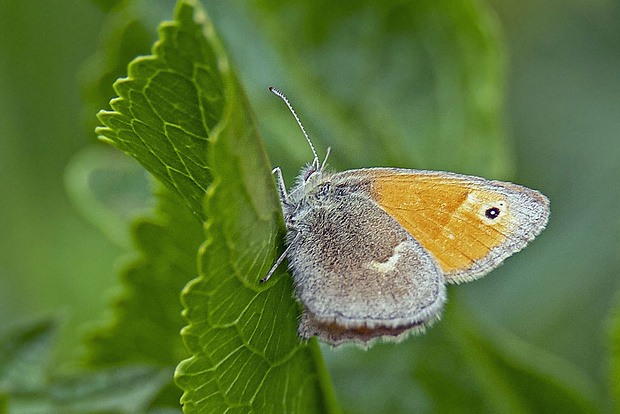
[356,168,550,283]
[286,179,446,346]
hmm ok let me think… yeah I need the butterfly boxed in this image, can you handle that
[263,87,550,347]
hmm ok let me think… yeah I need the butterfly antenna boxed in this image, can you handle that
[269,87,320,170]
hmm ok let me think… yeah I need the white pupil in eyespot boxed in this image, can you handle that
[485,207,500,219]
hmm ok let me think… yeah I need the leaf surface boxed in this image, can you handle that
[85,185,203,368]
[97,0,225,221]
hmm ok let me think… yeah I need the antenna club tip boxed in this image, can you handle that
[269,86,287,98]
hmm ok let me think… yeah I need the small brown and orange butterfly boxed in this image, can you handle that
[263,87,549,347]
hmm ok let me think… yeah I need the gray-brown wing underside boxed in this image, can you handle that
[286,188,446,344]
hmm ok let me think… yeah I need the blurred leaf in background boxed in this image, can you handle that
[0,0,618,412]
[0,0,126,362]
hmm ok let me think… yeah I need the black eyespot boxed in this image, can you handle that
[485,207,501,219]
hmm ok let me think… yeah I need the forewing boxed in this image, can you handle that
[359,168,550,283]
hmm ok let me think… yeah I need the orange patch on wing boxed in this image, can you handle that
[369,172,511,274]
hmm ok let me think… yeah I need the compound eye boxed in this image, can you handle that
[317,183,330,197]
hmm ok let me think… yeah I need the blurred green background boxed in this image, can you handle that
[0,0,618,412]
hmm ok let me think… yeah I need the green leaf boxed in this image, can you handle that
[82,0,198,370]
[0,394,6,414]
[97,0,226,222]
[8,365,174,414]
[84,184,204,368]
[90,0,125,13]
[83,1,214,409]
[0,319,56,392]
[0,319,175,414]
[175,75,338,412]
[95,0,337,411]
[609,291,620,411]
[65,146,154,249]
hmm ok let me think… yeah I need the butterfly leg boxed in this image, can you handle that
[261,234,299,283]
